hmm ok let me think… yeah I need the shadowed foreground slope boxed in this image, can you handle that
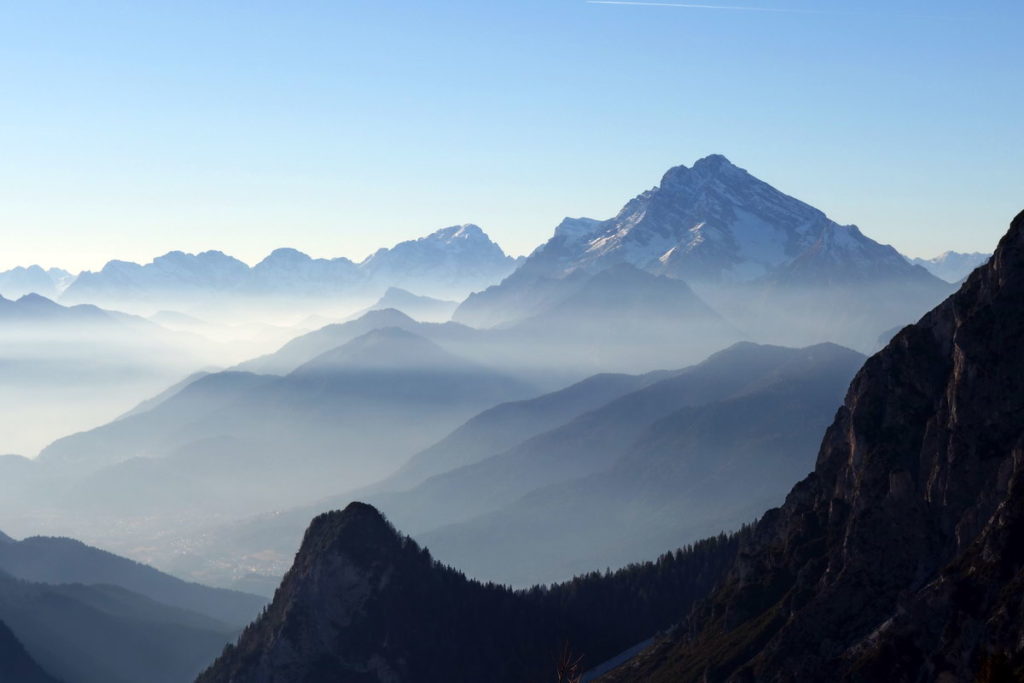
[197,502,746,683]
[0,619,62,683]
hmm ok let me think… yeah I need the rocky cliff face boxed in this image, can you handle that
[601,211,1024,682]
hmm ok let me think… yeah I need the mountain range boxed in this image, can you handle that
[57,223,519,313]
[354,286,459,322]
[198,209,1024,681]
[0,293,225,457]
[1,324,536,582]
[598,216,1024,681]
[456,155,953,351]
[240,263,742,383]
[416,342,864,584]
[0,292,145,326]
[0,534,265,626]
[0,529,266,683]
[0,266,74,300]
[908,250,991,283]
[0,159,982,345]
[178,340,861,591]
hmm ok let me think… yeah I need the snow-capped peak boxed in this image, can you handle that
[508,155,943,289]
[429,224,487,243]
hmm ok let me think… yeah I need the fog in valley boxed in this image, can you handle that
[0,156,992,682]
[3,0,1018,678]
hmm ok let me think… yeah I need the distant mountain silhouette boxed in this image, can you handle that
[0,292,146,326]
[0,265,72,300]
[292,326,475,375]
[421,343,864,584]
[0,293,222,456]
[194,341,860,590]
[0,534,265,626]
[60,224,518,309]
[499,263,741,372]
[236,308,476,375]
[379,368,679,492]
[239,282,719,386]
[355,286,458,322]
[360,224,520,298]
[908,250,990,283]
[0,572,236,683]
[31,328,535,526]
[372,343,857,539]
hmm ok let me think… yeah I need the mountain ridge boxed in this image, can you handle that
[455,155,952,351]
[599,210,1024,681]
[0,534,266,627]
[61,224,518,307]
[197,501,748,683]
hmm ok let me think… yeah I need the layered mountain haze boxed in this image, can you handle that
[503,263,741,373]
[360,223,521,299]
[0,574,237,683]
[457,155,952,351]
[0,528,263,683]
[235,307,442,375]
[247,248,362,296]
[1,151,1005,683]
[185,341,861,591]
[63,249,252,309]
[59,223,519,319]
[0,294,223,456]
[379,368,680,492]
[38,326,530,480]
[149,366,682,591]
[0,266,73,300]
[2,326,535,588]
[599,210,1024,681]
[355,286,458,322]
[192,210,1024,683]
[419,343,864,585]
[0,534,265,626]
[243,266,734,385]
[372,342,856,537]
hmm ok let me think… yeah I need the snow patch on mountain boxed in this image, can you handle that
[907,250,991,283]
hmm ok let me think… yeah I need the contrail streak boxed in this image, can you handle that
[586,1,830,14]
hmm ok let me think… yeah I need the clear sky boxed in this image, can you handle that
[1,0,1021,271]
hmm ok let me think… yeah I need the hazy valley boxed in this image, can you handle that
[1,155,1014,683]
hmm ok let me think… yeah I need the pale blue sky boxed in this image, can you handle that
[1,0,1020,271]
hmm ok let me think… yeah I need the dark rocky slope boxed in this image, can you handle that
[601,211,1024,682]
[197,503,746,683]
[0,619,63,683]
